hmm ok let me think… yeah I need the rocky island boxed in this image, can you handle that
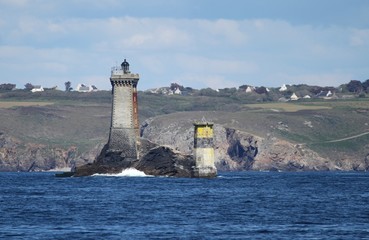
[70,138,196,177]
[60,59,217,178]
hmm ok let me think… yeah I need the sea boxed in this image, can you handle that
[1,170,369,240]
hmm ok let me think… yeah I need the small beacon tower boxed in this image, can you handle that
[193,122,217,177]
[108,59,140,159]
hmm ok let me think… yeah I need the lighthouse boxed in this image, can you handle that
[193,121,217,177]
[108,59,140,159]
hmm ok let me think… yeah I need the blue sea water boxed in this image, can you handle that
[1,171,369,240]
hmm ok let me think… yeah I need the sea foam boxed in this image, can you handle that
[92,168,151,177]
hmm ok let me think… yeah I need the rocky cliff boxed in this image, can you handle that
[140,117,369,171]
[0,132,102,172]
[0,132,67,171]
[1,114,369,172]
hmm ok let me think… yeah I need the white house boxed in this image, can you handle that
[76,84,93,92]
[245,86,254,93]
[290,93,299,101]
[279,84,288,92]
[174,88,182,95]
[31,85,44,93]
[316,90,335,99]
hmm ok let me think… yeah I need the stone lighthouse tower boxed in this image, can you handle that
[193,121,217,177]
[108,59,140,159]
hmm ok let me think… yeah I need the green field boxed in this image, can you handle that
[0,101,54,108]
[244,102,331,112]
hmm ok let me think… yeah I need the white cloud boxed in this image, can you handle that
[276,73,353,87]
[139,56,166,75]
[197,19,248,45]
[47,22,67,34]
[0,12,368,90]
[121,25,191,49]
[176,55,259,75]
[174,74,237,90]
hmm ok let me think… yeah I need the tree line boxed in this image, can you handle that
[0,81,73,91]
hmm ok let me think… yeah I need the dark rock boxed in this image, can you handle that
[226,128,258,170]
[137,138,159,158]
[68,138,197,177]
[55,172,75,177]
[134,146,195,177]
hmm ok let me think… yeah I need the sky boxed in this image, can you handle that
[0,0,368,91]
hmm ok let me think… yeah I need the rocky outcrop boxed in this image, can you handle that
[135,145,195,177]
[72,143,105,167]
[0,129,197,176]
[0,134,66,171]
[0,132,101,172]
[71,138,196,177]
[140,117,367,171]
[140,118,260,171]
[224,128,258,170]
[255,136,337,171]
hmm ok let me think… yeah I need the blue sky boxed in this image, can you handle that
[0,0,368,90]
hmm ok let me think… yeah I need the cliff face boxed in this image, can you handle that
[0,133,67,171]
[140,117,369,171]
[0,132,103,172]
[2,114,369,172]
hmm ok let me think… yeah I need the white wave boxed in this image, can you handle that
[92,168,151,177]
[46,167,71,172]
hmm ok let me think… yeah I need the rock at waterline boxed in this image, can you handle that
[135,146,195,177]
[57,138,198,178]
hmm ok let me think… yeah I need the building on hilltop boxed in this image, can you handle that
[315,90,334,99]
[290,93,299,101]
[174,88,182,95]
[279,84,288,92]
[31,85,44,93]
[245,86,255,93]
[75,84,98,92]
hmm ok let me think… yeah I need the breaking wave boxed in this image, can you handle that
[92,168,151,177]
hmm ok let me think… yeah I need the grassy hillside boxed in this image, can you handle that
[238,100,369,162]
[1,90,368,162]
